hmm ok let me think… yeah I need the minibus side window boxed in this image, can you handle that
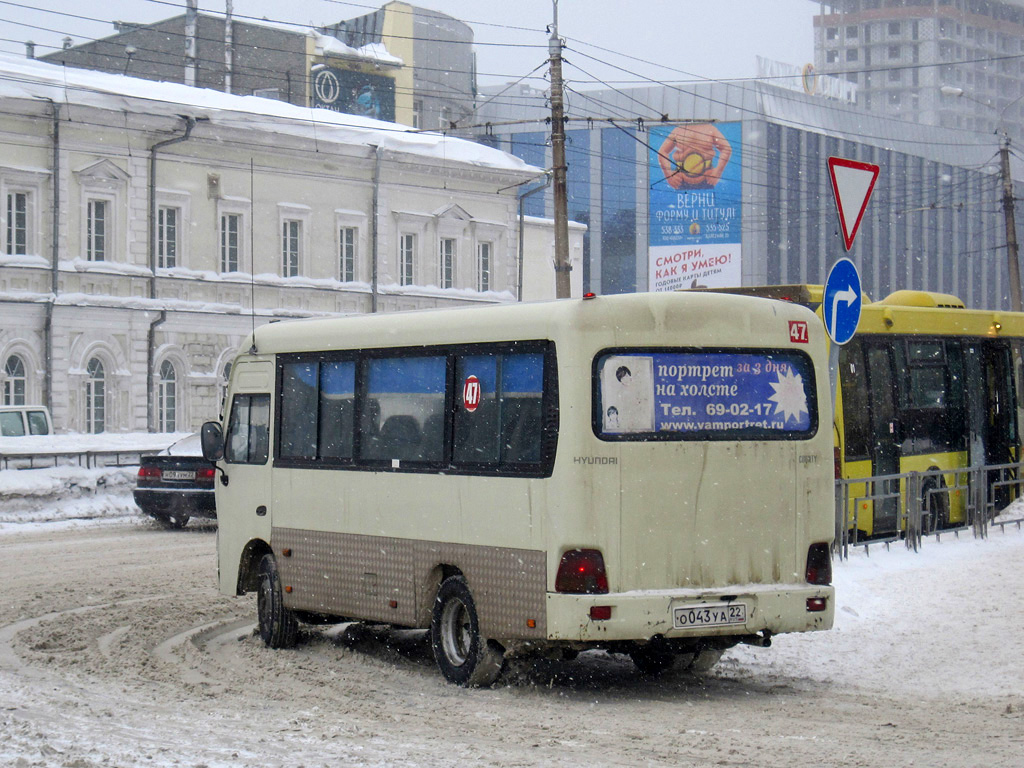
[280,363,318,459]
[453,351,544,467]
[360,356,446,463]
[226,393,271,464]
[319,361,355,459]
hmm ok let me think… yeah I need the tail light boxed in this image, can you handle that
[137,466,161,481]
[805,543,832,586]
[555,549,609,594]
[834,446,842,479]
[197,467,216,484]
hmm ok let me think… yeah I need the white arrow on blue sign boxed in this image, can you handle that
[823,257,862,346]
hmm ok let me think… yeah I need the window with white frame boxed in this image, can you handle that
[5,190,28,255]
[86,199,108,261]
[339,226,357,282]
[477,241,492,292]
[282,219,302,277]
[400,233,415,286]
[3,354,25,405]
[221,213,241,272]
[440,237,456,289]
[86,357,105,434]
[157,205,179,268]
[158,360,177,433]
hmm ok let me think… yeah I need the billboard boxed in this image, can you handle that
[648,122,742,291]
[311,66,396,123]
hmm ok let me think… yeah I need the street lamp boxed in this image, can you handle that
[940,85,1023,313]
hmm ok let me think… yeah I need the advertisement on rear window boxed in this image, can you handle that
[648,122,743,291]
[597,350,815,439]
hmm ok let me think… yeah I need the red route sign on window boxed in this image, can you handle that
[827,157,880,251]
[463,375,481,412]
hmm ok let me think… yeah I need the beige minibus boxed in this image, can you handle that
[202,291,835,686]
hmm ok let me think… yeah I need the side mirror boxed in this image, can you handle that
[201,421,224,462]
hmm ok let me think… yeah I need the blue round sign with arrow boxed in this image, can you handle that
[823,257,862,346]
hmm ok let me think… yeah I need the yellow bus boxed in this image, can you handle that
[705,286,1023,539]
[201,291,836,686]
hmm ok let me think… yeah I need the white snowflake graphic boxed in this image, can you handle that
[768,368,808,423]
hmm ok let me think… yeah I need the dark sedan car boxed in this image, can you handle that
[134,433,216,529]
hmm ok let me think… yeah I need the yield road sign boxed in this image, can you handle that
[827,157,880,251]
[823,257,862,346]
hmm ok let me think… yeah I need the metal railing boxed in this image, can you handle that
[835,462,1024,558]
[0,449,149,471]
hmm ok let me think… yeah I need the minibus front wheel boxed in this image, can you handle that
[430,575,504,687]
[257,553,298,649]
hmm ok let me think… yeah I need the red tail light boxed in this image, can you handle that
[555,549,609,594]
[197,467,215,481]
[137,466,161,479]
[805,543,832,586]
[834,446,842,479]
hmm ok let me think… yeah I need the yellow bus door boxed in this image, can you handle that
[865,342,901,535]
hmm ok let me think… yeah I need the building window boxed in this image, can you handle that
[889,68,901,82]
[340,226,356,282]
[827,50,838,64]
[440,237,456,289]
[846,25,858,38]
[888,21,901,36]
[221,213,240,273]
[826,27,838,41]
[3,355,25,405]
[477,241,492,292]
[86,357,105,434]
[86,199,108,261]
[400,233,415,286]
[157,206,178,268]
[282,219,301,277]
[6,191,28,255]
[888,44,900,59]
[439,106,452,130]
[847,48,859,61]
[413,100,423,129]
[158,360,176,433]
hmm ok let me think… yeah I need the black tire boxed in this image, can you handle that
[257,553,297,649]
[430,575,503,687]
[629,641,677,676]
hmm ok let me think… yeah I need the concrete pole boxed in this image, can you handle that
[549,0,572,299]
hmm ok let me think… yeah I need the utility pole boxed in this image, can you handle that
[185,0,198,87]
[999,130,1023,313]
[548,0,572,298]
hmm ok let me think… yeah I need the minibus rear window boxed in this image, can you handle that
[594,349,818,441]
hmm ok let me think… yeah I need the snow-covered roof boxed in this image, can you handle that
[0,54,534,174]
[309,31,403,67]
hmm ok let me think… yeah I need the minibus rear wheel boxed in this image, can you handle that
[430,575,503,687]
[257,553,297,649]
[629,640,676,676]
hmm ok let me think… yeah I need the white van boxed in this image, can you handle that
[203,292,836,686]
[0,405,53,437]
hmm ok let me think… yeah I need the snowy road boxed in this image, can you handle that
[0,518,1022,767]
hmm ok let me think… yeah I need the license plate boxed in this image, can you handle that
[162,470,195,481]
[673,602,746,629]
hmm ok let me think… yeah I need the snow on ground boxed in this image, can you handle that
[0,432,187,529]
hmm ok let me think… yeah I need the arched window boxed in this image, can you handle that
[3,355,25,405]
[158,360,177,433]
[86,357,105,434]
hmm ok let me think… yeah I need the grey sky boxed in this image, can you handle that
[0,0,818,87]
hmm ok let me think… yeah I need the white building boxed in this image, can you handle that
[0,56,582,433]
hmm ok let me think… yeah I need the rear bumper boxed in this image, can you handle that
[544,584,834,643]
[133,488,217,518]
